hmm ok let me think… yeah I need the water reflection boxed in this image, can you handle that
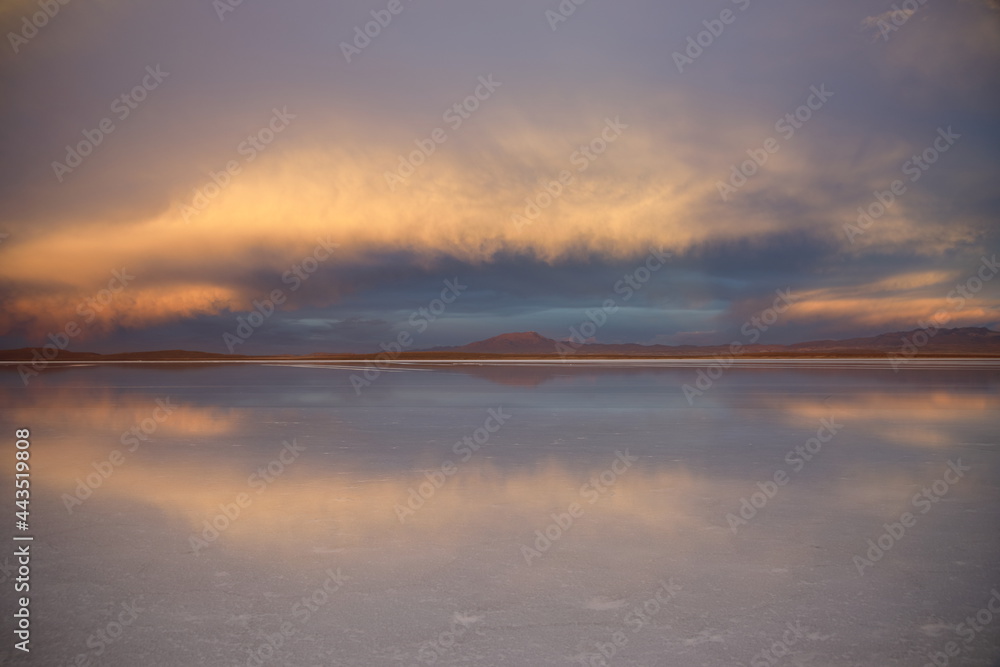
[1,363,998,666]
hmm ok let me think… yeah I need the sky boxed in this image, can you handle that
[1,0,999,354]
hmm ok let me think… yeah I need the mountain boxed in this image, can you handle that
[786,327,1000,353]
[0,348,244,362]
[442,327,1000,357]
[0,328,998,363]
[451,332,562,355]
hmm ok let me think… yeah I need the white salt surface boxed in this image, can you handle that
[1,363,998,666]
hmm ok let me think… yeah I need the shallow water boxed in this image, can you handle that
[2,362,999,666]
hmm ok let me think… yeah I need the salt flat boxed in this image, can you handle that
[2,363,998,666]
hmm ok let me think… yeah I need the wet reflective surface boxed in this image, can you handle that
[2,362,999,666]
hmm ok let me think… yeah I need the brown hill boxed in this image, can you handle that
[443,327,1000,357]
[0,327,997,363]
[451,332,562,355]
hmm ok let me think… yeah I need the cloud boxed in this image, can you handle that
[0,0,998,349]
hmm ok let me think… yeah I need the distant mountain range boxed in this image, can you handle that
[1,327,999,363]
[436,327,1000,357]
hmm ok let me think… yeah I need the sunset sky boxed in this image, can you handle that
[1,0,999,354]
